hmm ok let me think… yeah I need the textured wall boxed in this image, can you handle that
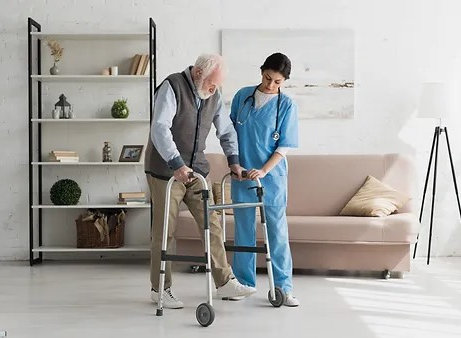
[1,0,461,260]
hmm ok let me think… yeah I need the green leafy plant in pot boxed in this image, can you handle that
[111,98,129,118]
[50,179,81,205]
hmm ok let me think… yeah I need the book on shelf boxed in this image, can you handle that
[50,150,78,156]
[49,150,79,162]
[51,158,80,163]
[135,54,148,75]
[119,198,146,203]
[128,53,151,75]
[118,200,147,205]
[143,55,152,76]
[119,192,146,199]
[129,54,142,75]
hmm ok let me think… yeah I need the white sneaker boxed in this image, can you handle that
[151,287,184,309]
[216,278,257,298]
[283,293,300,307]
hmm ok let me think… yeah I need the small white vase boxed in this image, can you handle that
[50,62,59,75]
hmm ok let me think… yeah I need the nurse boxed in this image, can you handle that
[230,53,299,307]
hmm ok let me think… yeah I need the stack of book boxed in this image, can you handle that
[129,54,151,75]
[49,150,79,163]
[118,192,147,205]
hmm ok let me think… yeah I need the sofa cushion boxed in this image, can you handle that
[287,213,418,243]
[174,211,418,244]
[339,175,409,217]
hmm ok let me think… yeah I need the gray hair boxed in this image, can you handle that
[194,54,225,79]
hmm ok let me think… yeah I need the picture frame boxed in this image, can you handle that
[119,145,144,162]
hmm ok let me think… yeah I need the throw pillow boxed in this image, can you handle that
[339,175,409,217]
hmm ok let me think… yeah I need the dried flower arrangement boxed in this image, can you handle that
[46,40,64,63]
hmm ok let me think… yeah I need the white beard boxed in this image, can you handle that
[194,77,212,100]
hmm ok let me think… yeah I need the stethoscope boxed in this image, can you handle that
[236,85,281,141]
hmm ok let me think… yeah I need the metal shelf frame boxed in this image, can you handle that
[27,17,157,265]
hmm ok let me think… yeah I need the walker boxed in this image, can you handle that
[220,172,286,307]
[156,171,284,328]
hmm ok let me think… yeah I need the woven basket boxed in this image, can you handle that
[76,213,125,248]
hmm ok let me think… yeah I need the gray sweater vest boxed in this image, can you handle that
[145,71,219,180]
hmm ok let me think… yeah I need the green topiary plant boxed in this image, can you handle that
[50,179,81,205]
[111,98,129,118]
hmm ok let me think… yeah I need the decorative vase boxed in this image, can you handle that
[102,142,112,162]
[50,62,59,75]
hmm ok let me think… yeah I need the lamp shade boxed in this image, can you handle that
[417,82,448,119]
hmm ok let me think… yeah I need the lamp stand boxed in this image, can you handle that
[413,126,461,264]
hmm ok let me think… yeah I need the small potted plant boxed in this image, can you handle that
[46,40,64,75]
[50,179,81,205]
[111,98,130,118]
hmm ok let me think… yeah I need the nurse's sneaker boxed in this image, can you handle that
[151,287,184,309]
[283,293,300,307]
[216,278,257,298]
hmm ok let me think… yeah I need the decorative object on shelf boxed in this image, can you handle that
[46,40,63,75]
[102,142,113,162]
[110,66,118,76]
[111,98,129,118]
[51,108,60,119]
[50,179,81,205]
[101,68,110,75]
[76,209,125,248]
[54,94,72,119]
[119,145,144,162]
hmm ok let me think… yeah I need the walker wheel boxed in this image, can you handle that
[268,287,285,307]
[196,303,215,327]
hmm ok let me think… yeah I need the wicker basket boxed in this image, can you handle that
[76,211,125,248]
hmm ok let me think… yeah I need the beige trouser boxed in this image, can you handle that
[147,175,233,290]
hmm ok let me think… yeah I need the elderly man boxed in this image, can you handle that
[145,54,255,308]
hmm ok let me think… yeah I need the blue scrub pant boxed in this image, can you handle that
[232,205,293,293]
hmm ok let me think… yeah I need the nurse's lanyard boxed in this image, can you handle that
[236,85,281,141]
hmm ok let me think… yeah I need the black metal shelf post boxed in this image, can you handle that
[28,17,43,266]
[149,18,157,230]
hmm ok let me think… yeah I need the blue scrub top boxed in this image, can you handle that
[230,86,298,206]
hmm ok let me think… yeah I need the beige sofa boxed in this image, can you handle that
[174,153,419,276]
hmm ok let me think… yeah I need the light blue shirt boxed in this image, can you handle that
[150,67,239,169]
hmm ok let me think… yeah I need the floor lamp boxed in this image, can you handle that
[413,82,461,264]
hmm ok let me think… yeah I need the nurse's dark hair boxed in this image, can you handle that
[260,52,291,80]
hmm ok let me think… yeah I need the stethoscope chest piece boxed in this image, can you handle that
[272,131,280,141]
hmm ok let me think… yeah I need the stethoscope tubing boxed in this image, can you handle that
[236,85,281,141]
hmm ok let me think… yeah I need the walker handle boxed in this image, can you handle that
[188,171,195,179]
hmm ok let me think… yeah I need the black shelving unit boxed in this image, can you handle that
[27,17,157,265]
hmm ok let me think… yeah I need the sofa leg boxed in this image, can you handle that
[382,269,391,280]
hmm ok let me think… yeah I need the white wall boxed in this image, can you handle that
[1,0,461,260]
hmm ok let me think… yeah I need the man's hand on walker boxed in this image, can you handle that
[174,165,193,183]
[229,164,245,180]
